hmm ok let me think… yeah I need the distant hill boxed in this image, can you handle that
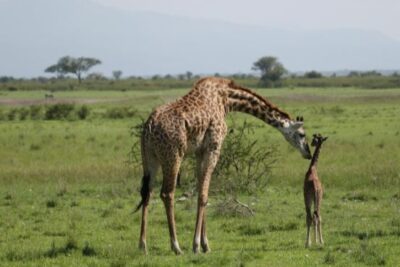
[1,0,400,77]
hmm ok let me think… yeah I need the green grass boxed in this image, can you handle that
[1,86,400,266]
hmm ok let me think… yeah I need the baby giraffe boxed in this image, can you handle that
[304,133,328,247]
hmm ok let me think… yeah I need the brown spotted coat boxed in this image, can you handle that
[137,77,304,255]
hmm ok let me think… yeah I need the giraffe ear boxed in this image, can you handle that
[323,136,328,142]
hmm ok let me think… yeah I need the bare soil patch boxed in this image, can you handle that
[0,98,126,107]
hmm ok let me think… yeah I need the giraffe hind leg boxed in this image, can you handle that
[201,211,210,253]
[304,191,313,248]
[160,156,183,255]
[305,208,312,248]
[313,211,319,244]
[138,162,159,254]
[193,149,220,254]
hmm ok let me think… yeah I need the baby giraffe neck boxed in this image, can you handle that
[309,144,322,169]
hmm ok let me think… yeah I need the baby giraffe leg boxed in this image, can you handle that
[313,212,319,244]
[317,215,324,245]
[305,208,312,248]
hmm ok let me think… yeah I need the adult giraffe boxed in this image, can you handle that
[135,77,312,254]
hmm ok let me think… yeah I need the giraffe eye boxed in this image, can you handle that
[299,133,305,138]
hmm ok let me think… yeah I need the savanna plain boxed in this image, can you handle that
[1,83,400,266]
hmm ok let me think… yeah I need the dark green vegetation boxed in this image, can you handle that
[2,72,400,93]
[1,83,400,266]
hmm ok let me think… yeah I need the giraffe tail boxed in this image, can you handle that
[134,173,151,213]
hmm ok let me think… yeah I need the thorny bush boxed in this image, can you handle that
[129,119,278,197]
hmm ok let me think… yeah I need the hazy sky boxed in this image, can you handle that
[93,0,400,41]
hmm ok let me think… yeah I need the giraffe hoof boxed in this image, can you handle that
[201,243,210,253]
[138,241,148,255]
[202,246,210,253]
[174,248,183,255]
[171,245,183,255]
[193,244,200,254]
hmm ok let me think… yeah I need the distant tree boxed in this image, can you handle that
[185,71,193,80]
[392,72,400,77]
[361,70,382,77]
[87,72,107,80]
[164,74,173,79]
[214,72,221,77]
[348,71,360,77]
[45,56,101,83]
[304,70,323,79]
[177,74,185,81]
[0,76,15,83]
[252,56,287,87]
[112,70,123,80]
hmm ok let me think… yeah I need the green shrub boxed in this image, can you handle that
[7,108,19,120]
[82,242,96,256]
[104,107,137,119]
[77,105,90,120]
[19,107,29,120]
[0,109,5,120]
[45,103,75,120]
[46,199,57,208]
[29,105,43,120]
[130,119,278,196]
[212,120,278,196]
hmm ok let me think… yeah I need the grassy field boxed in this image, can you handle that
[1,85,400,266]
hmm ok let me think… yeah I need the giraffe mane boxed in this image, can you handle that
[227,80,291,120]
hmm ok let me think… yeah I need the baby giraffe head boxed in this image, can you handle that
[311,133,328,148]
[276,116,312,159]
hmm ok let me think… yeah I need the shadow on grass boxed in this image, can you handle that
[342,191,378,202]
[339,229,400,240]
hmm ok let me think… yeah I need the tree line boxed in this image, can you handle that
[1,55,399,89]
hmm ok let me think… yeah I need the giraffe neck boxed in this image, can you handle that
[226,82,291,127]
[309,144,322,170]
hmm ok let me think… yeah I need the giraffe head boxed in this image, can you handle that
[311,133,328,147]
[275,116,312,159]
